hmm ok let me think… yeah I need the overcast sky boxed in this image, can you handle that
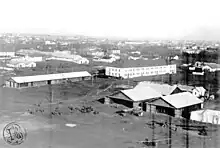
[0,0,219,40]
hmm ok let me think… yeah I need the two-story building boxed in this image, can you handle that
[105,59,176,79]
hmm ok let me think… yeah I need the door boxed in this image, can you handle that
[47,80,51,85]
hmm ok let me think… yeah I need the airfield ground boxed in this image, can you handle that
[0,75,220,148]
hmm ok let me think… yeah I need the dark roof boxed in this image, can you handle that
[110,59,168,68]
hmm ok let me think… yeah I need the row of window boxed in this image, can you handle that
[111,68,120,72]
[109,65,176,73]
[109,69,176,77]
[124,70,167,76]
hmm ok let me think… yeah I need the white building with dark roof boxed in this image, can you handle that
[105,59,176,79]
[150,92,203,118]
[102,82,162,109]
[7,61,36,68]
[101,83,202,118]
[5,71,91,88]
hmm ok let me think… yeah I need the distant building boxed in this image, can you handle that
[128,56,141,60]
[5,71,91,89]
[105,59,177,79]
[192,87,206,98]
[102,83,162,109]
[191,109,220,125]
[0,67,14,71]
[90,51,105,57]
[172,55,179,60]
[73,56,90,64]
[150,92,203,118]
[0,52,15,57]
[109,54,120,60]
[11,55,43,62]
[47,53,89,64]
[101,83,202,118]
[111,49,120,55]
[7,61,36,68]
[202,62,220,72]
[45,40,56,45]
[193,61,220,72]
[137,81,183,96]
[93,57,116,63]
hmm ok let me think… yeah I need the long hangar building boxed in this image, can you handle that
[5,71,91,89]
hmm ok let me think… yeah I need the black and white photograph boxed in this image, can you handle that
[0,0,220,147]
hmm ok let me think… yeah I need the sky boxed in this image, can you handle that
[0,0,220,40]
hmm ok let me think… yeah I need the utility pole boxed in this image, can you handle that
[92,74,94,86]
[48,83,53,148]
[149,104,155,148]
[168,115,172,148]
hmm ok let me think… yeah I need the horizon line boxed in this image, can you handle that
[0,31,219,42]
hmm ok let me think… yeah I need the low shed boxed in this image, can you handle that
[149,92,203,118]
[5,71,91,88]
[103,84,162,111]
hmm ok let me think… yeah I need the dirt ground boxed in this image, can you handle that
[0,77,220,148]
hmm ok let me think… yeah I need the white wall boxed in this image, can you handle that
[0,52,15,57]
[105,64,177,79]
[11,56,43,62]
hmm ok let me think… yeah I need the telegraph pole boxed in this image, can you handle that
[168,115,172,148]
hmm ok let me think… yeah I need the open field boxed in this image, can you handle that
[0,76,220,148]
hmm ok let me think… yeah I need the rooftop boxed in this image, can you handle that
[177,85,194,92]
[137,81,179,96]
[161,92,203,109]
[121,83,162,102]
[204,62,220,69]
[9,71,91,83]
[110,59,171,68]
[8,60,36,65]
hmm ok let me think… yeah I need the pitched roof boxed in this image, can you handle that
[137,81,179,96]
[161,92,203,109]
[10,71,91,83]
[177,85,194,92]
[8,60,36,65]
[204,62,220,69]
[121,84,162,102]
[110,59,168,68]
[194,87,206,92]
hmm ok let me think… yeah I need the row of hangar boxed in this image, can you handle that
[100,82,204,119]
